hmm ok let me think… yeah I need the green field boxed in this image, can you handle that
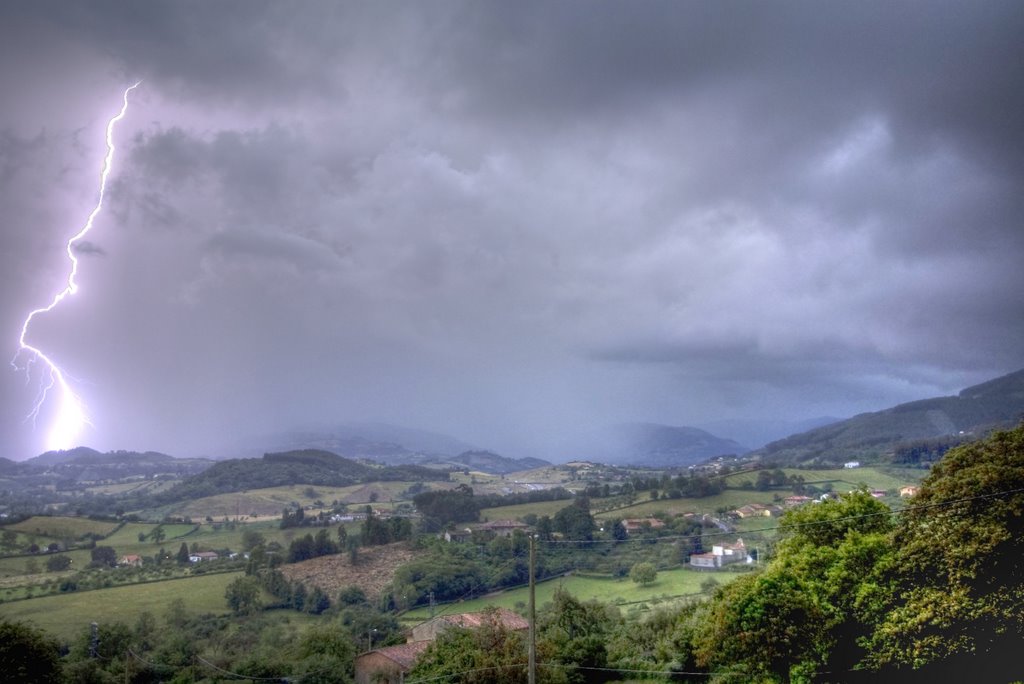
[401,566,742,626]
[4,516,120,540]
[480,499,578,521]
[156,481,429,520]
[0,571,245,641]
[724,466,922,492]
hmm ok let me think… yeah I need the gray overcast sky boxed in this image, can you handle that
[2,1,1022,460]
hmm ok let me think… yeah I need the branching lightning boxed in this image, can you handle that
[10,83,140,452]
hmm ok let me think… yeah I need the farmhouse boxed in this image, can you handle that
[900,485,920,497]
[118,554,143,567]
[354,641,430,684]
[732,503,782,518]
[783,495,813,507]
[621,518,666,534]
[689,538,748,569]
[189,551,219,563]
[474,519,530,538]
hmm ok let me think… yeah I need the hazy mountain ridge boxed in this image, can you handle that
[583,422,750,467]
[230,423,477,461]
[755,368,1024,464]
[445,450,551,474]
[696,416,842,450]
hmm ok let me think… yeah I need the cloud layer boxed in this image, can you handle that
[2,1,1022,459]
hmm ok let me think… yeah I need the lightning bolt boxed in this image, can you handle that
[11,82,140,453]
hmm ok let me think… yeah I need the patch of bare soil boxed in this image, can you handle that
[279,542,417,599]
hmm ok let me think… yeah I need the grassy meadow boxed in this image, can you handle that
[156,480,431,520]
[6,516,120,540]
[723,466,923,492]
[401,566,744,627]
[0,571,245,641]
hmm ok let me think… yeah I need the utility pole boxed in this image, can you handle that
[528,534,536,684]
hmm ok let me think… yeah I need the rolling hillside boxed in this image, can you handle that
[755,368,1024,465]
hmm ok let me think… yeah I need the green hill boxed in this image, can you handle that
[756,368,1024,465]
[147,449,450,504]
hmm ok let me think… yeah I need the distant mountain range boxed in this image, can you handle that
[577,422,750,468]
[226,424,549,473]
[16,369,1024,475]
[754,368,1024,465]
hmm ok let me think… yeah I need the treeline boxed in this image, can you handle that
[473,486,574,509]
[891,435,966,465]
[611,473,726,499]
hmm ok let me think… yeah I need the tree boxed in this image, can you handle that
[553,502,595,543]
[225,576,263,615]
[690,490,897,679]
[314,528,339,556]
[0,619,62,684]
[149,525,166,544]
[295,624,356,684]
[90,545,117,568]
[288,534,316,563]
[306,586,331,614]
[46,554,72,572]
[413,484,479,530]
[408,608,527,684]
[629,562,657,586]
[693,570,829,681]
[241,528,266,551]
[361,514,392,546]
[537,588,618,683]
[609,519,628,541]
[176,542,191,565]
[866,423,1024,678]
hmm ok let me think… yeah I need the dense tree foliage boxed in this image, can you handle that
[225,576,263,615]
[408,608,528,684]
[552,498,595,543]
[0,619,62,684]
[600,424,1024,681]
[866,423,1024,678]
[414,484,480,530]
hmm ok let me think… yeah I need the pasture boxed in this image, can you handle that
[401,566,743,626]
[0,571,245,641]
[158,481,427,520]
[4,516,120,541]
[723,466,922,493]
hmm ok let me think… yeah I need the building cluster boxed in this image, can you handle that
[689,538,750,570]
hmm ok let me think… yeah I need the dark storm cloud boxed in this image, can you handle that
[1,1,1022,459]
